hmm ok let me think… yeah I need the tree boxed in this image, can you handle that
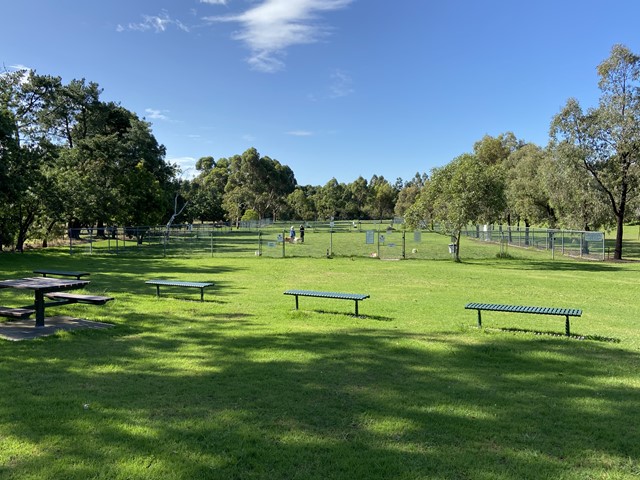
[412,153,506,261]
[368,175,397,220]
[394,173,426,218]
[0,69,60,250]
[545,145,611,231]
[505,144,557,228]
[187,157,228,222]
[223,148,296,224]
[287,188,315,221]
[313,178,345,220]
[340,177,369,219]
[551,44,640,259]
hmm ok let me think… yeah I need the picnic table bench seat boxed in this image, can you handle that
[465,302,582,336]
[33,269,90,280]
[0,306,36,319]
[44,292,114,305]
[145,280,214,301]
[284,289,370,316]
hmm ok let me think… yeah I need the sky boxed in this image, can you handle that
[2,0,640,186]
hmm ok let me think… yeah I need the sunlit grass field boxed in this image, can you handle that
[1,236,639,479]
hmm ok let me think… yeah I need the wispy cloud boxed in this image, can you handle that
[169,156,198,178]
[286,130,313,136]
[117,10,189,33]
[204,0,353,72]
[200,0,227,4]
[329,69,354,98]
[1,65,32,84]
[145,108,170,121]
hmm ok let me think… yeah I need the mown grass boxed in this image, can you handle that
[0,238,639,479]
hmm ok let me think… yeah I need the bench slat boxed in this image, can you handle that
[33,269,90,279]
[284,290,369,301]
[0,306,36,319]
[284,290,369,315]
[145,279,214,301]
[44,292,114,305]
[146,280,213,288]
[465,303,581,316]
[464,302,582,337]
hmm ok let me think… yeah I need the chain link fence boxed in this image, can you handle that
[460,224,605,261]
[65,221,456,260]
[65,222,605,261]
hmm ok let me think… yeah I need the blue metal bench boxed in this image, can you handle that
[465,302,582,336]
[146,280,214,302]
[284,290,369,316]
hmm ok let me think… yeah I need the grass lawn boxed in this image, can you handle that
[1,238,639,479]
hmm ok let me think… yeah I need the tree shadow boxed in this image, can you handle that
[1,314,638,479]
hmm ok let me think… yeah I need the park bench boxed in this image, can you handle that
[145,280,214,302]
[0,306,36,319]
[284,290,370,316]
[44,292,114,306]
[465,302,582,336]
[34,269,90,280]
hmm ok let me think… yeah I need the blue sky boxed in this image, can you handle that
[2,0,639,186]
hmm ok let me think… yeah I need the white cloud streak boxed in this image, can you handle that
[145,108,170,121]
[200,0,227,4]
[286,130,313,136]
[117,10,190,33]
[205,0,353,72]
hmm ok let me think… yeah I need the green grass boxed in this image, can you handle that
[1,239,639,479]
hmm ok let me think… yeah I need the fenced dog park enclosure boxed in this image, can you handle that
[65,221,606,260]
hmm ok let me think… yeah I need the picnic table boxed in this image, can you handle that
[0,277,90,327]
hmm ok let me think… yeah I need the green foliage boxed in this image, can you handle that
[241,208,259,221]
[551,44,640,259]
[0,69,177,249]
[416,153,506,260]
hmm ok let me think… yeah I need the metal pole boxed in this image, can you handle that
[330,227,333,256]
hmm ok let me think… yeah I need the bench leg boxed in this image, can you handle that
[294,295,299,310]
[565,316,570,337]
[155,285,160,297]
[476,310,482,328]
[35,291,45,327]
[200,288,204,302]
[355,300,359,316]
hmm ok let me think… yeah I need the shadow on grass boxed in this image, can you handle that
[309,309,394,322]
[471,258,628,272]
[1,308,639,479]
[495,327,621,343]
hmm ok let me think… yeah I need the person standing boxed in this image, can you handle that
[290,225,295,242]
[299,224,305,243]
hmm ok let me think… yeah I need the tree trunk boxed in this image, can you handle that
[614,212,624,260]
